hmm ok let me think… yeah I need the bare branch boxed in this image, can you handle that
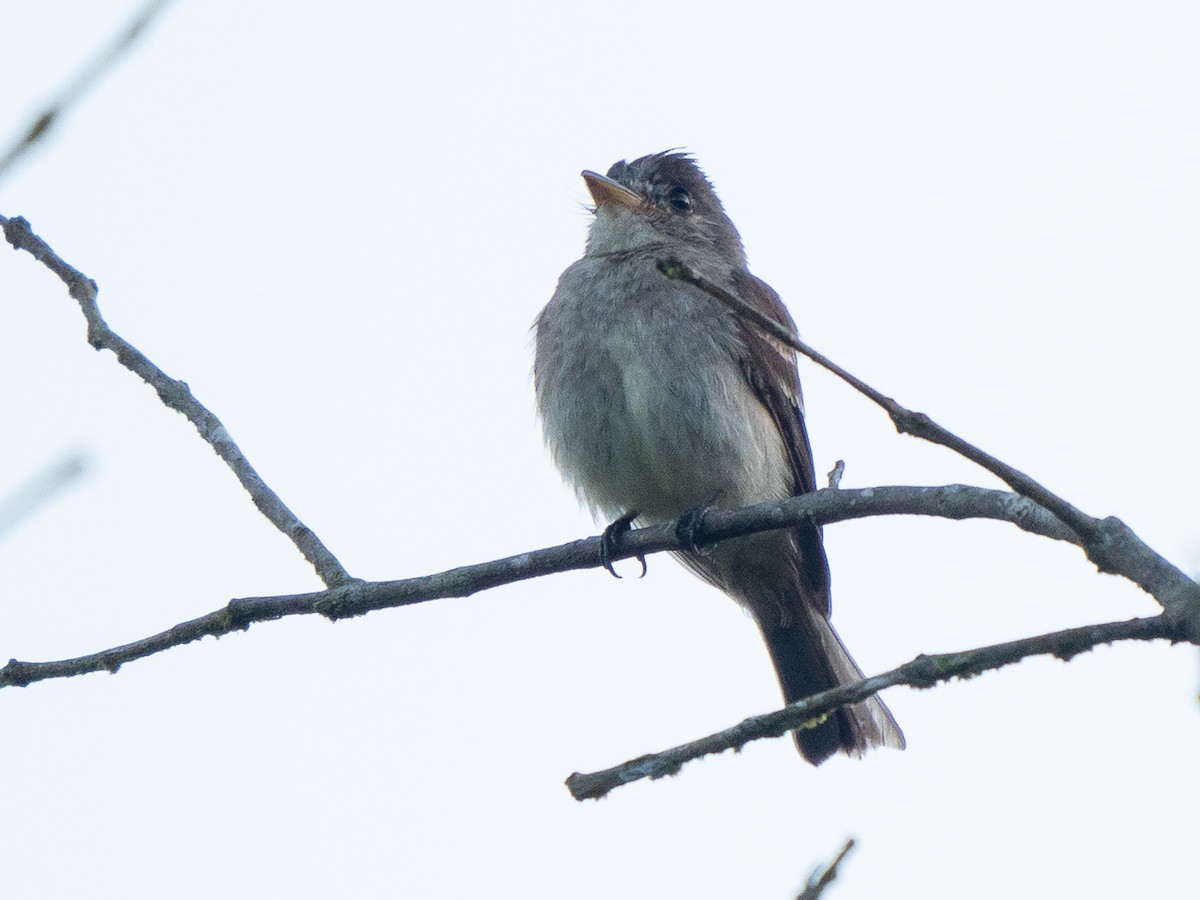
[0,0,176,181]
[4,216,1195,799]
[656,257,1200,638]
[1,214,351,587]
[826,459,844,489]
[0,453,87,537]
[656,258,1087,518]
[797,839,856,900]
[0,484,1188,690]
[565,615,1172,800]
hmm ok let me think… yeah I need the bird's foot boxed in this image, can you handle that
[676,505,714,556]
[600,509,646,578]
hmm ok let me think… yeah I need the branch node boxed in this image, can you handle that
[905,653,943,688]
[826,459,845,489]
[225,599,256,633]
[2,659,32,688]
[313,580,365,621]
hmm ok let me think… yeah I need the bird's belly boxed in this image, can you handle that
[572,335,790,524]
[536,254,793,525]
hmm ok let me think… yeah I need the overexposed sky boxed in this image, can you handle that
[2,3,1198,897]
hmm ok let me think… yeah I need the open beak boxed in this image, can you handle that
[581,170,644,212]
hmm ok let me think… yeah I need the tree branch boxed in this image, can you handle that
[4,217,1196,798]
[796,839,855,900]
[0,0,177,181]
[565,614,1172,800]
[2,214,351,587]
[0,484,1189,690]
[656,259,1200,638]
[0,452,87,537]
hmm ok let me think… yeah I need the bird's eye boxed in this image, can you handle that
[666,186,692,213]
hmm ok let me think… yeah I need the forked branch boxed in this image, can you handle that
[3,217,1197,800]
[658,257,1200,638]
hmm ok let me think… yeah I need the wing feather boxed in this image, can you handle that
[728,269,832,611]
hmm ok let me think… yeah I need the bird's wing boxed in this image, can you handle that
[728,268,832,610]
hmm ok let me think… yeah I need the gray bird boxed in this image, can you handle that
[534,151,903,764]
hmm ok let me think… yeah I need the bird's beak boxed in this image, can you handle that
[582,170,644,212]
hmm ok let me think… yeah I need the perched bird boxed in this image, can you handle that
[534,151,903,764]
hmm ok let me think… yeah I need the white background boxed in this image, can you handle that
[1,2,1197,897]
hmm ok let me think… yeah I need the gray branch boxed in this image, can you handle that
[0,0,177,182]
[0,453,87,537]
[0,484,1188,693]
[565,615,1171,800]
[2,214,351,587]
[658,258,1200,639]
[797,839,856,900]
[3,216,1197,799]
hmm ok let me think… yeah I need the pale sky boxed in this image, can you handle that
[2,2,1198,897]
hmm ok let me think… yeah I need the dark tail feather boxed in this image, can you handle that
[761,614,904,765]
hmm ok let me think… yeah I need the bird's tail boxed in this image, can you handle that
[760,610,904,765]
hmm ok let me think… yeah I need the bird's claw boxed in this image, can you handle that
[600,509,646,578]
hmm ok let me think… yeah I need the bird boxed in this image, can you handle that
[533,151,903,764]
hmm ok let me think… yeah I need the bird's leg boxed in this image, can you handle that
[600,509,646,578]
[675,504,715,556]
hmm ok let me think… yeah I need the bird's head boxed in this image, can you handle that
[583,151,746,267]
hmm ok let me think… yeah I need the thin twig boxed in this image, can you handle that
[0,0,176,181]
[656,257,1200,636]
[825,459,845,489]
[565,615,1172,800]
[657,258,1091,525]
[797,839,856,900]
[2,215,351,587]
[0,453,87,537]
[4,218,1196,793]
[0,484,1185,690]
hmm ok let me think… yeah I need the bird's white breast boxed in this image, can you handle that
[534,249,791,525]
